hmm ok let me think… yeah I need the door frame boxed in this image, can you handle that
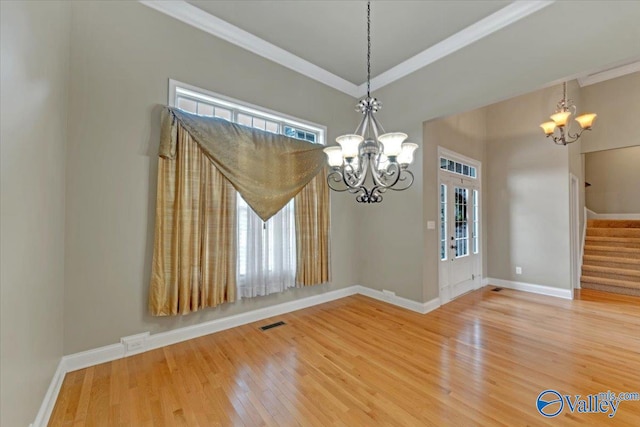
[437,147,483,305]
[569,173,581,290]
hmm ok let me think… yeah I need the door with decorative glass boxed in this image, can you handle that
[438,153,481,303]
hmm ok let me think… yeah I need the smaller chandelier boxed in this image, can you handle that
[323,2,418,203]
[540,82,597,145]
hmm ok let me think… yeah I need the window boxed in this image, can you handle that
[454,186,469,258]
[440,184,447,261]
[172,81,325,298]
[472,189,479,254]
[440,156,477,179]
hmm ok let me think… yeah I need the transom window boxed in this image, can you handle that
[440,156,477,178]
[173,85,321,143]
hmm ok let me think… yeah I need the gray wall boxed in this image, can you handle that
[354,122,425,301]
[581,72,640,153]
[353,1,640,303]
[63,1,358,354]
[0,2,70,425]
[485,85,571,288]
[586,146,640,214]
[423,109,488,297]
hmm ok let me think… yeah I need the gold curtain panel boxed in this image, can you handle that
[294,169,331,286]
[150,127,237,316]
[161,107,326,222]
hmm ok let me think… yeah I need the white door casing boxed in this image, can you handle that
[438,148,482,304]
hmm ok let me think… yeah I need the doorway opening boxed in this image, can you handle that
[438,148,482,304]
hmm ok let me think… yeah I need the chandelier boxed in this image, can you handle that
[540,82,597,145]
[323,2,418,203]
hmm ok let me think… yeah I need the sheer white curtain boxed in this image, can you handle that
[237,195,297,298]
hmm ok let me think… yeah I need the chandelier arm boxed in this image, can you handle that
[344,157,370,189]
[371,162,402,189]
[356,185,383,203]
[388,169,415,191]
[566,125,590,141]
[327,169,351,192]
[355,111,369,136]
[369,112,385,139]
[342,167,360,188]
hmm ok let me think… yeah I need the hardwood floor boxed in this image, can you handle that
[49,287,640,426]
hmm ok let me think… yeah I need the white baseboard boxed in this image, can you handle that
[355,286,441,315]
[33,284,439,426]
[31,359,66,427]
[64,286,359,374]
[587,212,640,220]
[486,277,574,300]
[143,285,359,355]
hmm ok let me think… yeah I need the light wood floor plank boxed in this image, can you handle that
[50,287,640,425]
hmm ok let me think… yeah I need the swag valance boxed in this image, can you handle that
[160,107,326,221]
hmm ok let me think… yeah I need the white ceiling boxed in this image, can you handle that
[141,1,640,100]
[187,0,510,85]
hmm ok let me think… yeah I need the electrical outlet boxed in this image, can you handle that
[121,332,149,354]
[515,266,522,275]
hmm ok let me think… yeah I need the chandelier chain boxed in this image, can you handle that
[367,1,371,99]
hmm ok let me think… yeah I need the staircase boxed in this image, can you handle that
[581,219,640,296]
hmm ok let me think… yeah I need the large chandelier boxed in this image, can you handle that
[540,82,597,145]
[323,2,418,203]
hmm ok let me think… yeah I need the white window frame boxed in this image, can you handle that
[438,147,481,181]
[168,79,326,144]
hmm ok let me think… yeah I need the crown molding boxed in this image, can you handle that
[140,0,554,99]
[359,1,555,96]
[577,60,640,87]
[139,0,360,97]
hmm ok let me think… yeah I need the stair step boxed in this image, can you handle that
[581,265,640,281]
[587,228,640,238]
[585,236,640,249]
[582,255,640,271]
[587,219,640,228]
[583,245,640,258]
[580,275,640,290]
[580,282,640,297]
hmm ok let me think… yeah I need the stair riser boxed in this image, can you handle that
[580,277,640,291]
[587,220,640,228]
[587,228,640,238]
[580,282,640,297]
[581,281,640,291]
[582,260,640,272]
[585,240,640,249]
[581,270,640,282]
[584,248,640,259]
